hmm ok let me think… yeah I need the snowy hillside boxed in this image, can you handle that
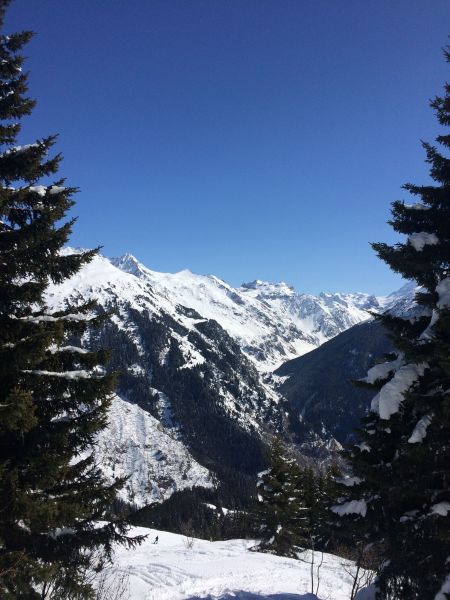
[105,526,367,600]
[113,253,385,371]
[96,395,213,508]
[382,280,422,317]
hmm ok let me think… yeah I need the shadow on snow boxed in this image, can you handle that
[183,593,319,600]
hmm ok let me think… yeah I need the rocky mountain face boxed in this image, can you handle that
[276,321,393,445]
[46,250,416,507]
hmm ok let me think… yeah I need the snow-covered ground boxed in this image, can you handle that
[107,526,362,600]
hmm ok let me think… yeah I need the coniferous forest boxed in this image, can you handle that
[0,1,449,599]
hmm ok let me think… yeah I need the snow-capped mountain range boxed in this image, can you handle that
[44,250,417,507]
[112,253,412,372]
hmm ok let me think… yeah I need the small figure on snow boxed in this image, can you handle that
[153,535,159,545]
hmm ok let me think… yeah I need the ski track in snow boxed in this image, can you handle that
[109,527,360,600]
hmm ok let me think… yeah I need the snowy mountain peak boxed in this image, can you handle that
[111,252,151,278]
[387,280,419,299]
[381,280,423,317]
[240,279,295,298]
[317,291,381,311]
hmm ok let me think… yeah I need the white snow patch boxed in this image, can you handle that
[336,476,363,487]
[435,574,450,600]
[15,313,93,323]
[17,520,31,533]
[49,185,66,195]
[4,143,39,155]
[48,345,89,354]
[437,277,450,309]
[331,500,367,517]
[356,442,371,452]
[408,232,439,251]
[362,356,402,384]
[404,203,429,211]
[176,334,206,370]
[399,510,419,523]
[408,414,432,444]
[430,502,450,517]
[127,363,146,376]
[29,185,47,197]
[22,369,93,379]
[371,363,427,420]
[49,527,75,539]
[420,309,440,341]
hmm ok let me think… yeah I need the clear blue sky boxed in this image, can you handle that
[6,0,450,294]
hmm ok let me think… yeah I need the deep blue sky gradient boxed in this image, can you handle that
[6,0,450,294]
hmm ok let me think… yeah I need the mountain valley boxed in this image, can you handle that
[45,250,416,509]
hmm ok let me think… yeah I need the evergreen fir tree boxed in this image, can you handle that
[253,437,309,558]
[332,48,450,600]
[304,464,340,551]
[0,2,141,597]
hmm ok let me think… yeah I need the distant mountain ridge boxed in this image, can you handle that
[112,253,411,371]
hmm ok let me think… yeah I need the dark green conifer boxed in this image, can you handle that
[333,48,450,600]
[304,464,340,551]
[253,437,309,558]
[0,2,141,597]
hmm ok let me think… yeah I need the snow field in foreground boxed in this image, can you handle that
[109,526,361,600]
